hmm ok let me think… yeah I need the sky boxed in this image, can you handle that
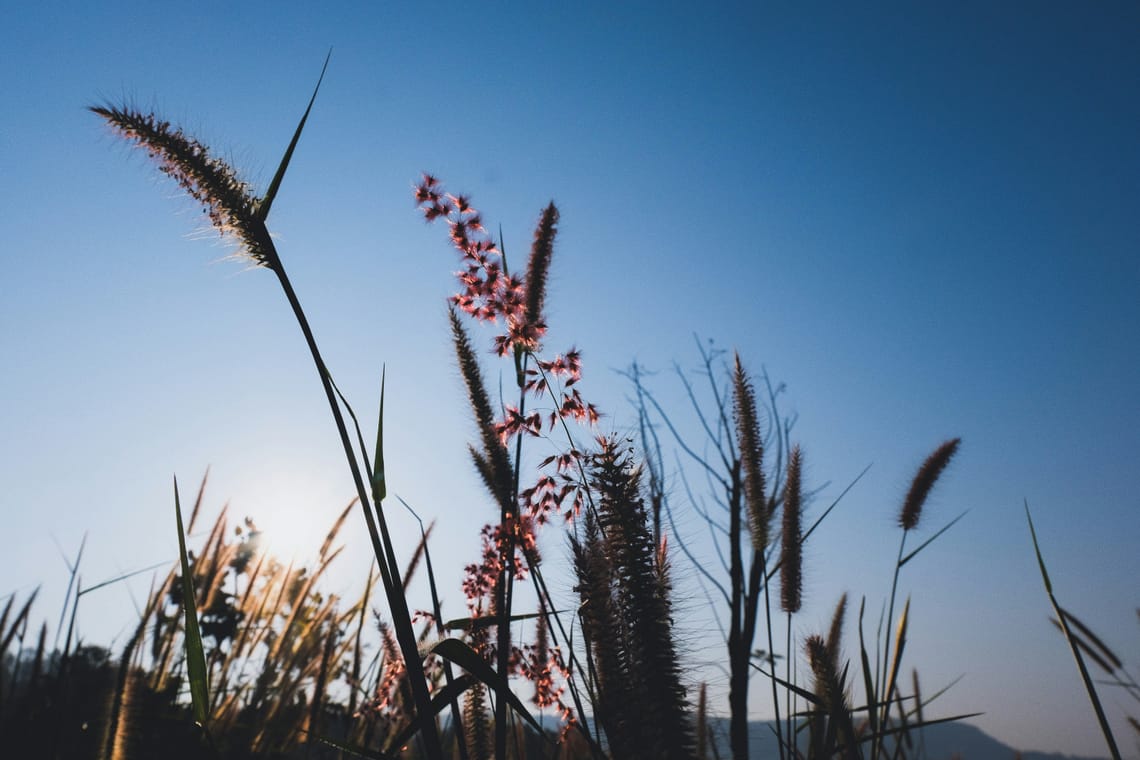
[3,1,1139,756]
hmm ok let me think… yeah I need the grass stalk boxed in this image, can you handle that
[1026,501,1122,760]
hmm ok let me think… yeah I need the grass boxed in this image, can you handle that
[0,62,1129,759]
[626,345,977,760]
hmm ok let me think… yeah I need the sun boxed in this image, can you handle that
[230,472,351,567]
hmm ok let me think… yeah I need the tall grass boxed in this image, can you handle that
[3,63,1108,759]
[626,343,977,760]
[91,60,445,757]
[1026,503,1127,760]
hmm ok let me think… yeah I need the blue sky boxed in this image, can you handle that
[3,2,1138,755]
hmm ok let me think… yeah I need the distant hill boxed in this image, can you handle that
[703,718,1110,760]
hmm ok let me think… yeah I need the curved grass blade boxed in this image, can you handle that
[749,663,821,705]
[767,463,871,581]
[852,712,983,748]
[899,509,969,567]
[1026,501,1121,760]
[882,597,910,718]
[858,597,879,744]
[429,638,545,735]
[53,533,86,651]
[174,475,210,726]
[386,674,478,752]
[373,367,386,503]
[255,49,331,221]
[0,588,39,657]
[394,494,470,760]
[442,609,556,632]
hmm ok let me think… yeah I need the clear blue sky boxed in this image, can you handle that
[3,2,1138,756]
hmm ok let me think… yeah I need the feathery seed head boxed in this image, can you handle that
[899,437,961,530]
[780,444,803,614]
[520,203,559,350]
[91,104,277,271]
[733,353,768,550]
[449,307,513,507]
[825,592,847,673]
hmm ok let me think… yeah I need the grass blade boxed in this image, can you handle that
[174,475,210,726]
[430,638,546,735]
[255,50,330,221]
[857,597,879,744]
[1025,501,1121,760]
[882,598,910,719]
[373,367,387,503]
[442,610,554,632]
[899,510,969,567]
[386,674,479,752]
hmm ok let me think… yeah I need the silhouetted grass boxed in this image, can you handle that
[7,61,1121,760]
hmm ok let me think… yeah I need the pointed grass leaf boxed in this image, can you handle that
[1024,500,1054,594]
[1059,607,1125,671]
[442,609,558,632]
[385,674,479,752]
[750,663,822,706]
[1025,501,1122,759]
[899,509,969,567]
[373,367,386,503]
[858,597,880,742]
[174,476,210,726]
[857,712,985,746]
[883,597,910,709]
[256,50,330,221]
[0,588,39,656]
[767,463,872,582]
[1049,618,1117,675]
[327,370,376,486]
[429,638,545,735]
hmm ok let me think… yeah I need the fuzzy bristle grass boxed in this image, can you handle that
[806,634,858,759]
[450,307,513,508]
[95,72,447,758]
[899,438,960,531]
[732,352,768,552]
[89,105,276,271]
[780,444,803,615]
[76,67,1038,760]
[522,202,559,336]
[826,593,848,675]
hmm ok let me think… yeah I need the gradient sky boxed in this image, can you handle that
[3,2,1139,756]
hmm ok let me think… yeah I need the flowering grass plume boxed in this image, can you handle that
[520,202,559,350]
[825,592,848,672]
[416,175,569,359]
[780,444,803,614]
[733,352,769,551]
[422,178,602,752]
[806,634,859,758]
[573,438,695,760]
[89,104,278,271]
[899,437,961,530]
[449,306,514,510]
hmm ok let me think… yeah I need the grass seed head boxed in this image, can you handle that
[780,444,803,614]
[732,353,768,551]
[90,105,278,271]
[899,437,960,530]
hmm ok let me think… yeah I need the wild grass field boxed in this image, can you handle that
[2,68,1136,760]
